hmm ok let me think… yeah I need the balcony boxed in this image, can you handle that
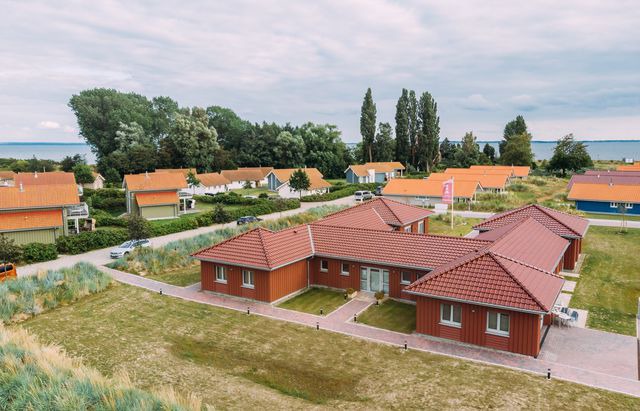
[66,202,89,218]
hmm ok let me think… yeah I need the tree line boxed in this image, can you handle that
[68,89,354,182]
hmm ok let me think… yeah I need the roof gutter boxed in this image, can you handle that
[401,289,548,315]
[193,254,314,272]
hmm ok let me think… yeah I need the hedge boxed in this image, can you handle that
[56,229,129,255]
[20,243,58,263]
[92,209,128,227]
[83,188,126,212]
[193,192,259,205]
[300,183,378,202]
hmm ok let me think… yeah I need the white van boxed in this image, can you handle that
[354,190,373,201]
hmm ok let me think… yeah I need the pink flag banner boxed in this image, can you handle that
[442,179,453,204]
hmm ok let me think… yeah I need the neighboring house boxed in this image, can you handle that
[83,172,105,190]
[191,173,230,195]
[15,171,77,186]
[429,172,508,193]
[567,182,640,216]
[0,171,15,187]
[193,202,580,357]
[585,170,640,177]
[235,167,274,186]
[123,172,188,220]
[0,182,87,245]
[266,168,331,198]
[221,169,267,189]
[345,162,405,183]
[616,162,640,171]
[469,165,531,178]
[567,174,640,190]
[473,204,589,270]
[382,178,481,206]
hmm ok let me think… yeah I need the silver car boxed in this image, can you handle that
[110,239,152,259]
[354,190,373,201]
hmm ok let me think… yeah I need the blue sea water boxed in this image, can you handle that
[1,140,640,164]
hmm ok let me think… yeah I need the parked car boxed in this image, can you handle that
[354,190,373,201]
[0,263,17,282]
[110,239,152,259]
[375,186,383,196]
[237,216,262,225]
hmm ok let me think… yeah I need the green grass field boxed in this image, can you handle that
[143,264,201,287]
[571,226,640,335]
[582,212,640,222]
[229,187,270,196]
[358,299,416,334]
[20,285,640,409]
[429,215,483,237]
[277,287,346,315]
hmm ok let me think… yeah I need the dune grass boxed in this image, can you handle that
[21,284,640,409]
[471,176,572,212]
[358,299,416,334]
[570,226,640,335]
[0,325,199,410]
[277,287,346,315]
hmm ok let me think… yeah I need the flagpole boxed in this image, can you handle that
[451,177,454,230]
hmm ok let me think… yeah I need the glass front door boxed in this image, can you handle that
[360,267,390,293]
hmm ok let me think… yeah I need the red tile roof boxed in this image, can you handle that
[135,191,179,206]
[567,174,640,189]
[319,197,432,227]
[0,185,80,210]
[404,251,563,313]
[0,210,63,231]
[473,204,588,238]
[313,207,393,231]
[197,173,231,187]
[193,226,314,270]
[124,172,187,191]
[16,172,76,186]
[585,170,640,177]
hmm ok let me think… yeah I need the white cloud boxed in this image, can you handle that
[38,120,60,129]
[459,94,497,111]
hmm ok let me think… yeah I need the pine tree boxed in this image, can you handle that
[394,89,410,165]
[360,88,377,163]
[416,92,440,172]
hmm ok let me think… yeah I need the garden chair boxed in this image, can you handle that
[568,310,579,326]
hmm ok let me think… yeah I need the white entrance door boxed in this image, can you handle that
[360,267,389,293]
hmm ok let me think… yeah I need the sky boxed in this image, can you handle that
[1,0,639,144]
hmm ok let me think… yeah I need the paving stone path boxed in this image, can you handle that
[99,265,640,398]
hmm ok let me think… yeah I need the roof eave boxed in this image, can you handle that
[401,290,548,315]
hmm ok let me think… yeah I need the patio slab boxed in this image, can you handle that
[562,271,580,278]
[562,280,577,293]
[557,292,572,307]
[539,326,638,381]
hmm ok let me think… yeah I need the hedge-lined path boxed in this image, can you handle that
[99,265,640,399]
[18,196,356,278]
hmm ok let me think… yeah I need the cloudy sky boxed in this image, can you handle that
[1,0,639,144]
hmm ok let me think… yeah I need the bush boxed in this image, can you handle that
[56,229,128,255]
[20,243,58,263]
[345,287,355,296]
[258,192,269,199]
[92,209,128,227]
[84,188,126,212]
[374,291,385,301]
[301,183,378,202]
[194,192,258,205]
[509,183,529,192]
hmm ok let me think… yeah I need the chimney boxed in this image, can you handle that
[19,182,24,192]
[597,174,600,178]
[34,171,38,178]
[145,171,149,179]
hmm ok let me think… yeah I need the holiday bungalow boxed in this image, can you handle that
[123,172,188,220]
[345,162,405,183]
[567,183,640,216]
[584,170,640,177]
[192,199,577,357]
[221,168,269,189]
[428,172,508,193]
[616,162,640,172]
[191,173,231,195]
[567,173,640,190]
[83,172,105,190]
[382,178,481,206]
[470,165,531,178]
[0,176,87,245]
[0,171,15,187]
[473,204,588,270]
[266,168,331,198]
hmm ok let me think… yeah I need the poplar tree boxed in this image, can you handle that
[394,89,410,165]
[408,90,418,168]
[360,88,377,163]
[416,92,440,172]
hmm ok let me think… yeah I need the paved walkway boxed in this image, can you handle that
[99,265,640,398]
[18,197,355,277]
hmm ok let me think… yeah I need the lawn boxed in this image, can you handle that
[229,187,270,196]
[570,226,640,335]
[326,178,346,185]
[19,285,639,409]
[358,299,416,334]
[582,212,640,222]
[277,287,346,315]
[144,264,201,287]
[429,215,483,237]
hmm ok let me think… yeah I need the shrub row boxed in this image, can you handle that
[83,187,126,212]
[113,204,345,276]
[193,192,259,205]
[0,326,199,410]
[20,243,58,263]
[56,229,129,255]
[301,183,378,202]
[92,209,128,227]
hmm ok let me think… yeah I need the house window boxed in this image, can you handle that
[215,266,226,283]
[242,270,254,288]
[320,260,329,272]
[404,226,411,232]
[418,220,425,234]
[487,311,510,336]
[400,271,412,285]
[440,303,462,327]
[341,262,350,276]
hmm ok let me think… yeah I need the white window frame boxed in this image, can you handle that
[610,202,618,208]
[404,226,411,232]
[486,311,510,336]
[215,266,226,283]
[440,303,462,327]
[320,259,329,272]
[242,270,254,289]
[418,220,425,234]
[400,271,412,285]
[340,262,350,276]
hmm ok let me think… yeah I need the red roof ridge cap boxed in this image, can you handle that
[490,251,563,279]
[488,216,538,243]
[255,228,272,268]
[533,203,582,237]
[488,252,548,311]
[406,249,488,291]
[190,226,272,258]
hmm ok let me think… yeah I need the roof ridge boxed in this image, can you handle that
[255,228,273,268]
[407,250,487,290]
[474,203,535,228]
[491,251,563,279]
[488,216,536,243]
[488,252,548,311]
[189,227,272,259]
[533,203,581,236]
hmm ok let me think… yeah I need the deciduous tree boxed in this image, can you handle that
[374,122,395,162]
[500,115,527,156]
[73,164,95,185]
[501,132,534,166]
[288,169,311,198]
[547,134,593,176]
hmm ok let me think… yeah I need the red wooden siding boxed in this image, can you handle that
[268,259,308,302]
[415,296,543,357]
[563,238,581,270]
[201,260,308,303]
